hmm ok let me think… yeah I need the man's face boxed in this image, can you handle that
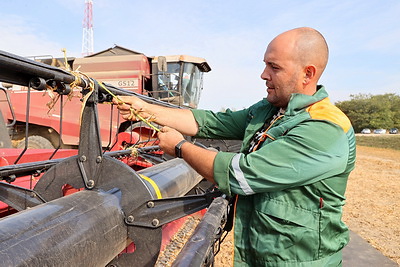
[260,39,303,108]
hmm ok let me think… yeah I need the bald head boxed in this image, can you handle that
[274,27,329,80]
[261,27,329,106]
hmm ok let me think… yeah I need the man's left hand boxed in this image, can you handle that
[157,126,185,157]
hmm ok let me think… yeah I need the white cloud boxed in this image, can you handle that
[0,15,80,57]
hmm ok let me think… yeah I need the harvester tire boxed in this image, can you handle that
[16,135,54,149]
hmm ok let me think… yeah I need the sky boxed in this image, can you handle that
[1,0,399,111]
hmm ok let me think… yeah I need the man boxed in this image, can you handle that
[114,27,356,266]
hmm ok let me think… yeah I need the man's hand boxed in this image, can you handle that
[112,96,150,121]
[157,126,185,157]
[113,95,199,137]
[158,126,217,183]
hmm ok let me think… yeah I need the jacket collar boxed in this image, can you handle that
[285,85,328,116]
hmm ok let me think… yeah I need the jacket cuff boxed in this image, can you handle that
[190,109,207,136]
[213,151,236,196]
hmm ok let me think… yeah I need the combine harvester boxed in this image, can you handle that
[0,46,214,151]
[0,50,233,266]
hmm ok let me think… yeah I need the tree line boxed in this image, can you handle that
[335,93,400,133]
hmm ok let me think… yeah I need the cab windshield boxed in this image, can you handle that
[155,62,203,108]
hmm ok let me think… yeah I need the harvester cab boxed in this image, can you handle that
[150,55,211,109]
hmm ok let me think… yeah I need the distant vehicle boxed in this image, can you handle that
[361,128,371,134]
[389,128,398,134]
[373,129,387,134]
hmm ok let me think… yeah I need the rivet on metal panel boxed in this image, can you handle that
[86,179,95,188]
[127,215,135,223]
[151,219,159,227]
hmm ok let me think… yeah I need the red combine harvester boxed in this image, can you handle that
[0,45,211,150]
[0,50,233,266]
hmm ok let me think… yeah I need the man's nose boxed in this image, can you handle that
[260,67,270,80]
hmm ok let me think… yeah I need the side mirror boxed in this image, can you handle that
[157,56,168,72]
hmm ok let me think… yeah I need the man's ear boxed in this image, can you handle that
[303,65,316,84]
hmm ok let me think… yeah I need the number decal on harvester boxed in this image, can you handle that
[102,79,138,89]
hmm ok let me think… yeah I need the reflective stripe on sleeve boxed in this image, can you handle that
[231,154,255,195]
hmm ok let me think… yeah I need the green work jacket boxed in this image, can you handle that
[192,86,356,266]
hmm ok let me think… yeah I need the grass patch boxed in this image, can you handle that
[356,134,400,150]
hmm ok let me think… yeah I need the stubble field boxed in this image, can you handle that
[342,145,400,265]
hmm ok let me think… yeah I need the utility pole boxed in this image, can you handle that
[82,0,94,57]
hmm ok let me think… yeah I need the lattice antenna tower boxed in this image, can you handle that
[82,0,94,56]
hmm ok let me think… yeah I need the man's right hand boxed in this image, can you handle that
[113,95,198,136]
[113,96,149,121]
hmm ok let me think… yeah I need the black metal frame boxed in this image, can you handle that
[0,49,230,266]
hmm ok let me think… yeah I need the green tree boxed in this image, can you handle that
[335,93,400,132]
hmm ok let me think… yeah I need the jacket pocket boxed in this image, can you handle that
[261,199,320,230]
[249,199,321,262]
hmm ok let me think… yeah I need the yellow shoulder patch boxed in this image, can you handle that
[306,98,352,133]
